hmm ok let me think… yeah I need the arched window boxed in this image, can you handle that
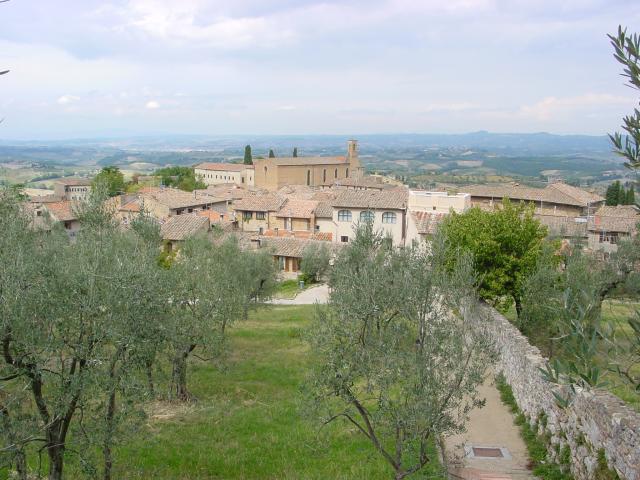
[337,210,352,222]
[306,170,311,186]
[334,168,338,179]
[360,210,374,223]
[323,169,326,183]
[264,166,268,175]
[346,168,349,177]
[382,212,397,224]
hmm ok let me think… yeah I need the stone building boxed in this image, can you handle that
[232,194,286,234]
[139,187,225,221]
[587,204,639,254]
[194,163,255,187]
[53,178,92,201]
[160,214,210,252]
[405,190,471,243]
[463,182,604,218]
[253,140,364,191]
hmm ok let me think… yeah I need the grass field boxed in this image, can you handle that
[47,305,444,479]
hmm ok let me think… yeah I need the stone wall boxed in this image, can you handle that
[469,302,640,480]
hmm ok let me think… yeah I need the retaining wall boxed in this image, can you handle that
[470,302,640,480]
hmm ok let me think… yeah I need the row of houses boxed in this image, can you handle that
[25,155,639,275]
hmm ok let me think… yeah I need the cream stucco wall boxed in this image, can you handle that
[330,208,405,245]
[408,191,470,213]
[195,167,254,187]
[253,159,350,191]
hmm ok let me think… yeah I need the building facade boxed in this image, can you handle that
[53,178,92,201]
[253,140,364,191]
[194,163,255,187]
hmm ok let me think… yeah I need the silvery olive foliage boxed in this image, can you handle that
[305,224,495,480]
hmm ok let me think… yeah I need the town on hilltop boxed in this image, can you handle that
[26,139,639,275]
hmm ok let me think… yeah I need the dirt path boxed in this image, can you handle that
[445,373,535,480]
[270,284,329,305]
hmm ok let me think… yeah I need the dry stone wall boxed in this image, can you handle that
[469,302,640,480]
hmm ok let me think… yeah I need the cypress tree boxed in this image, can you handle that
[617,182,627,205]
[293,147,298,158]
[243,145,253,165]
[627,185,635,205]
[268,149,275,158]
[606,181,620,205]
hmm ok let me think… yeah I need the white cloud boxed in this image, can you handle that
[518,93,634,121]
[145,100,160,109]
[57,94,80,105]
[115,0,295,49]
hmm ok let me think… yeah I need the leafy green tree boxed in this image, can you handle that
[93,166,125,197]
[292,147,298,157]
[300,242,331,283]
[243,145,253,165]
[440,199,548,318]
[268,149,275,158]
[306,225,493,480]
[609,26,640,171]
[153,166,205,192]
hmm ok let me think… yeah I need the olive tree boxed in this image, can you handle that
[167,236,246,401]
[305,224,494,480]
[0,188,168,480]
[300,242,331,283]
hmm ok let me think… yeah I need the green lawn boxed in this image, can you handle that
[272,279,309,299]
[54,305,443,479]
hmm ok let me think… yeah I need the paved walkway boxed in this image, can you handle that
[445,373,534,480]
[270,284,329,305]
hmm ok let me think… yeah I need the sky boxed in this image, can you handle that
[1,0,639,139]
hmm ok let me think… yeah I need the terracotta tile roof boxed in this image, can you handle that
[547,182,604,205]
[44,201,78,222]
[121,199,141,212]
[195,184,265,202]
[262,230,332,241]
[55,177,92,186]
[588,205,640,233]
[314,201,334,218]
[233,194,285,212]
[260,236,340,258]
[331,189,408,210]
[160,214,210,241]
[277,185,319,200]
[325,176,386,189]
[410,211,446,235]
[195,162,253,171]
[257,156,347,166]
[275,199,318,219]
[463,183,603,208]
[141,187,223,209]
[197,210,224,222]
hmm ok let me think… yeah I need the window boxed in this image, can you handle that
[306,170,311,186]
[382,212,397,224]
[256,212,265,220]
[278,256,286,270]
[323,169,326,183]
[334,168,338,179]
[346,168,349,177]
[360,210,374,223]
[338,210,352,222]
[341,236,349,243]
[243,211,253,221]
[599,231,619,244]
[432,206,436,211]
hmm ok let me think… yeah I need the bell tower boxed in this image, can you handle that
[346,139,364,179]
